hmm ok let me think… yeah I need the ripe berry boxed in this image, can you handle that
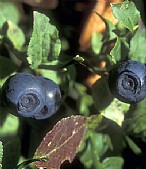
[1,73,61,119]
[108,60,146,103]
[33,77,61,119]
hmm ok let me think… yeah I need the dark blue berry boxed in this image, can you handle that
[1,73,46,118]
[1,73,61,119]
[108,60,146,103]
[33,77,61,119]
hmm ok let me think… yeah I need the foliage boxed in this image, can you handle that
[0,1,146,169]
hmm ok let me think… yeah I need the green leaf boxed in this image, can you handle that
[107,20,116,40]
[6,21,26,51]
[125,136,142,155]
[110,37,121,64]
[80,132,112,169]
[111,1,140,32]
[129,27,146,64]
[110,36,129,64]
[124,99,146,136]
[79,141,93,169]
[0,141,3,169]
[90,132,112,158]
[91,32,103,55]
[0,56,18,87]
[27,11,61,69]
[102,157,124,169]
[79,94,93,116]
[0,2,20,25]
[2,137,21,169]
[101,98,130,126]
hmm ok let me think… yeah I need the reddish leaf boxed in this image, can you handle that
[34,115,86,169]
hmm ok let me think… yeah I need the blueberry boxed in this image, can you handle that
[108,60,146,103]
[33,77,61,120]
[1,73,46,118]
[1,73,61,119]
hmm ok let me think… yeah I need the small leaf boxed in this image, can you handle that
[101,98,130,126]
[0,2,20,25]
[0,141,3,169]
[110,36,121,64]
[111,1,140,32]
[102,157,124,169]
[34,115,86,169]
[79,132,112,169]
[27,11,61,69]
[6,21,26,51]
[125,136,142,155]
[79,95,93,116]
[79,141,93,169]
[129,26,146,64]
[90,132,112,158]
[91,32,103,55]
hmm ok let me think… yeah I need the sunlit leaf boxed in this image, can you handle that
[34,115,86,169]
[27,11,61,69]
[101,98,130,126]
[111,1,140,32]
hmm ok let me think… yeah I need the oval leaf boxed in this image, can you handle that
[34,115,86,169]
[102,156,124,169]
[27,11,61,69]
[6,21,26,51]
[111,1,140,32]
